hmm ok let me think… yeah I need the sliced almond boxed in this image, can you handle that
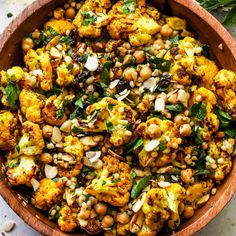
[45,164,58,179]
[155,97,165,112]
[109,79,120,89]
[86,151,101,163]
[197,194,210,206]
[132,192,147,213]
[85,55,99,72]
[60,120,72,133]
[145,139,160,152]
[31,178,40,191]
[158,181,171,188]
[51,127,62,144]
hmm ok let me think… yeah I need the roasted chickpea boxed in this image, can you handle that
[32,30,40,39]
[133,50,145,63]
[154,39,165,49]
[101,215,114,228]
[65,7,76,19]
[94,203,107,216]
[181,168,193,184]
[42,125,53,138]
[40,153,53,164]
[72,63,81,76]
[183,206,194,219]
[117,212,130,225]
[123,67,138,81]
[179,124,192,136]
[139,65,152,81]
[22,37,34,53]
[160,24,173,37]
[174,114,189,127]
[147,124,162,139]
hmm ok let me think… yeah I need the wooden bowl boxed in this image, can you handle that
[0,0,236,235]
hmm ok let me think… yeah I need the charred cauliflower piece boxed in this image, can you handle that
[214,69,236,120]
[58,136,84,178]
[45,19,74,35]
[0,111,18,151]
[32,178,63,211]
[42,92,67,126]
[86,156,132,207]
[19,89,46,123]
[78,97,136,147]
[185,180,213,209]
[73,0,111,38]
[9,121,44,158]
[56,62,74,87]
[142,183,185,234]
[24,48,53,91]
[134,117,180,167]
[58,205,77,232]
[6,155,38,186]
[0,66,25,86]
[107,0,161,46]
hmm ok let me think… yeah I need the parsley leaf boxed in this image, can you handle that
[106,120,114,133]
[122,0,137,15]
[4,83,20,108]
[166,103,185,113]
[81,11,97,26]
[191,102,207,120]
[147,57,171,72]
[124,138,143,154]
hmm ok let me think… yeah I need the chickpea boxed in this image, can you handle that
[117,212,130,225]
[65,7,76,19]
[181,168,193,184]
[179,124,192,136]
[94,203,107,216]
[183,206,194,219]
[54,8,65,19]
[40,153,53,164]
[139,65,152,81]
[174,114,189,127]
[123,67,138,81]
[32,30,40,39]
[101,215,114,228]
[154,39,165,49]
[22,37,34,53]
[123,54,133,65]
[133,50,145,63]
[147,124,162,139]
[72,63,81,75]
[42,125,53,138]
[160,24,173,37]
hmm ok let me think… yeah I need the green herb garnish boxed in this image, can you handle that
[122,0,137,15]
[4,83,20,108]
[191,102,207,120]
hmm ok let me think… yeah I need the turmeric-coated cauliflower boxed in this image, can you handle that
[9,121,45,158]
[78,97,136,147]
[142,183,185,234]
[73,0,111,38]
[31,178,63,211]
[56,62,74,87]
[86,156,132,207]
[19,89,45,123]
[42,92,67,126]
[45,19,74,35]
[134,117,180,167]
[214,69,236,120]
[0,66,25,86]
[0,111,19,151]
[58,205,77,232]
[24,48,53,91]
[6,155,38,186]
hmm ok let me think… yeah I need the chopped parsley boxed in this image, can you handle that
[4,83,20,108]
[122,0,137,15]
[191,102,207,120]
[81,11,97,26]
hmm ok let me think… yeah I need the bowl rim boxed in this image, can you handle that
[0,0,236,236]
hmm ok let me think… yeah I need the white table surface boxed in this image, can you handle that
[0,1,236,235]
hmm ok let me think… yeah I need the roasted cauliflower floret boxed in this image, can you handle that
[42,92,67,126]
[206,141,233,182]
[78,97,136,147]
[185,180,213,209]
[86,156,132,207]
[56,62,74,87]
[19,89,45,123]
[9,121,45,157]
[32,178,63,211]
[58,205,77,232]
[134,117,180,167]
[6,155,38,186]
[166,17,186,30]
[0,66,25,86]
[214,69,236,120]
[0,111,19,151]
[142,183,185,234]
[73,0,110,38]
[45,19,74,35]
[107,0,161,46]
[24,48,53,91]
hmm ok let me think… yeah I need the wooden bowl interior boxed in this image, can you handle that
[0,0,235,235]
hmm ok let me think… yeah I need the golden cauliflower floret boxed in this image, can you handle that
[107,0,161,46]
[206,141,232,182]
[73,0,110,38]
[64,136,84,161]
[19,89,45,123]
[58,205,77,232]
[9,121,45,157]
[5,66,25,83]
[86,156,132,207]
[24,48,53,91]
[166,17,186,30]
[31,178,63,211]
[45,19,74,35]
[78,97,136,147]
[56,63,74,87]
[214,69,236,120]
[134,118,180,167]
[0,111,18,151]
[42,93,67,126]
[6,155,38,186]
[185,180,213,209]
[142,184,186,233]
